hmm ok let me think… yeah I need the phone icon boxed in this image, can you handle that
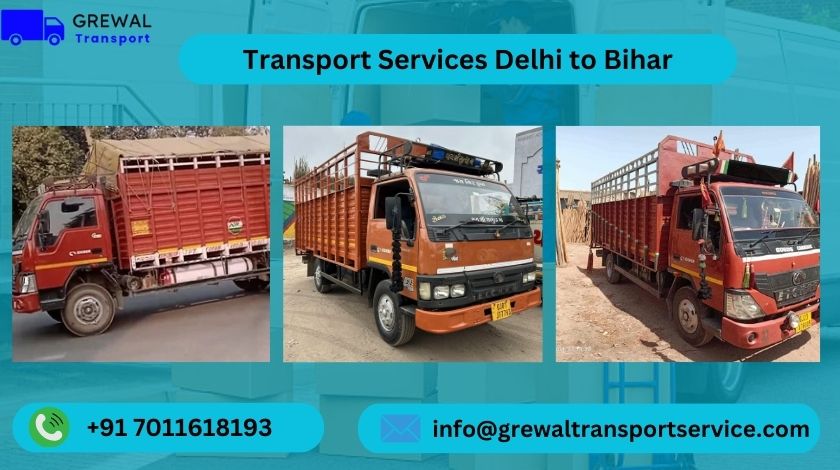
[28,407,69,447]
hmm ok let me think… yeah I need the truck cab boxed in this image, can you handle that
[669,180,819,348]
[12,182,113,319]
[368,168,540,338]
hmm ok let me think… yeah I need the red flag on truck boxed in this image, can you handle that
[712,130,725,157]
[782,151,799,182]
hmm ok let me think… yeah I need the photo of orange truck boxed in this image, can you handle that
[588,133,819,350]
[12,135,270,336]
[294,131,542,346]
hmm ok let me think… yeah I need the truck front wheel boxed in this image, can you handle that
[672,286,714,347]
[62,283,116,336]
[605,253,622,284]
[373,280,415,346]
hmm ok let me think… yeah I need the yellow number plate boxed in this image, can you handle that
[796,311,813,334]
[490,300,513,321]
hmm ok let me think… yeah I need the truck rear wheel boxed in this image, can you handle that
[62,283,116,336]
[234,278,269,292]
[313,261,333,293]
[373,280,415,346]
[672,286,714,347]
[605,253,622,284]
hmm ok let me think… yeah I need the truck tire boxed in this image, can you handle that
[61,283,116,336]
[313,261,333,293]
[605,253,622,284]
[373,280,415,346]
[671,286,714,347]
[234,278,269,292]
[46,310,63,323]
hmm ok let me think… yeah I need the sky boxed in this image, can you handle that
[283,126,536,184]
[556,127,820,191]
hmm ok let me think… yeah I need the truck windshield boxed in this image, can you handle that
[720,187,818,239]
[416,173,525,227]
[12,196,43,251]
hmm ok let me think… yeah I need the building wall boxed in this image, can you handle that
[512,127,543,198]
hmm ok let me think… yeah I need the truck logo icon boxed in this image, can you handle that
[227,217,244,235]
[792,270,806,286]
[1,9,65,46]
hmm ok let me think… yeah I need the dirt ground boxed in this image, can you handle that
[283,249,542,362]
[556,243,819,362]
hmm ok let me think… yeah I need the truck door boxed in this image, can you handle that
[33,196,112,291]
[368,179,419,300]
[670,194,724,299]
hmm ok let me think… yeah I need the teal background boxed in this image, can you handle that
[1,0,838,469]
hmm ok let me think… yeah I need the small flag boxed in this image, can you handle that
[712,130,725,157]
[782,151,798,183]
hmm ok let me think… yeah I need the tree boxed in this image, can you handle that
[12,127,86,221]
[294,157,310,179]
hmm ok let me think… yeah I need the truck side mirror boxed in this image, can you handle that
[691,208,707,241]
[385,196,401,231]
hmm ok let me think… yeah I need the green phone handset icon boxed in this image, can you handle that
[29,407,69,447]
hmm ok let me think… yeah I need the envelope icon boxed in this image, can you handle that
[380,414,421,443]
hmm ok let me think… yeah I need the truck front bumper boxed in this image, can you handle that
[13,293,42,314]
[721,302,819,349]
[415,287,542,334]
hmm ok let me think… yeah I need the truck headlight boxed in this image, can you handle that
[787,312,800,330]
[19,273,37,294]
[419,282,431,301]
[450,284,466,298]
[433,285,450,300]
[725,290,763,320]
[522,271,536,283]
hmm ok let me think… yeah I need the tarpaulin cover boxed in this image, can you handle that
[83,134,271,177]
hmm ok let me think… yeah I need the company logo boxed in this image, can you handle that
[792,270,807,286]
[228,217,244,235]
[493,272,505,284]
[1,9,152,48]
[69,249,92,257]
[29,407,69,447]
[1,9,65,46]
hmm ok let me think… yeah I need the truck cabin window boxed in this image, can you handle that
[416,173,525,228]
[721,188,818,236]
[374,180,416,240]
[38,198,97,247]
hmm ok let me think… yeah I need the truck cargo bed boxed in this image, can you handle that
[103,142,270,272]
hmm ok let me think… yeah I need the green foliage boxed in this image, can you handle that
[12,127,86,221]
[87,126,267,140]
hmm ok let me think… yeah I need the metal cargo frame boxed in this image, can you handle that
[294,132,414,272]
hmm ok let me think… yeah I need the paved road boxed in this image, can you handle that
[13,281,269,362]
[557,243,819,362]
[283,250,543,362]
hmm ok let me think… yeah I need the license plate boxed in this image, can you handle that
[796,311,813,334]
[490,300,513,321]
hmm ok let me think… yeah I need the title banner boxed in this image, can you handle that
[179,34,736,85]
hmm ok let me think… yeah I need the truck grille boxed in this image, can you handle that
[469,270,524,301]
[754,266,819,308]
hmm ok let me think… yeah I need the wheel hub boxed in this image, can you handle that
[678,298,698,333]
[378,296,395,332]
[74,296,103,324]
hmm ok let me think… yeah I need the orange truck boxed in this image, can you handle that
[295,132,541,346]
